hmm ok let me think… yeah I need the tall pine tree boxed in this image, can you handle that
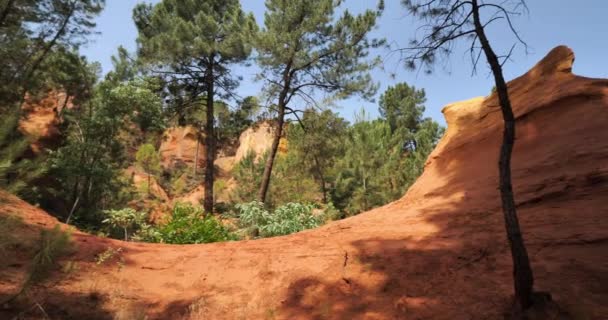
[134,0,258,213]
[255,0,384,204]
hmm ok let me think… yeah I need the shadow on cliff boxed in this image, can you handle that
[276,47,608,319]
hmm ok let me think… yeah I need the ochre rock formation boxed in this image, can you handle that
[159,126,206,170]
[164,122,279,205]
[18,91,72,153]
[1,46,607,319]
[234,121,278,163]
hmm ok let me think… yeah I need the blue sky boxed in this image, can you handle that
[80,1,608,125]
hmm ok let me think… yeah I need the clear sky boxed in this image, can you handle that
[80,0,608,125]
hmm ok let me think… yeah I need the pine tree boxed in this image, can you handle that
[255,0,384,204]
[0,112,46,199]
[401,0,538,312]
[287,109,348,203]
[134,0,258,213]
[0,0,104,110]
[136,143,161,196]
[379,83,426,134]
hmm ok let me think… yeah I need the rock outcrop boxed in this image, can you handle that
[159,126,206,170]
[1,46,607,320]
[234,121,281,163]
[18,91,72,153]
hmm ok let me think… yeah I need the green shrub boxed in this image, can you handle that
[102,208,147,241]
[236,201,322,238]
[234,201,270,237]
[135,203,236,244]
[0,215,23,257]
[29,225,72,284]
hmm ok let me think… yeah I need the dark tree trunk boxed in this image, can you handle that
[203,60,215,214]
[471,0,534,309]
[258,103,285,203]
[0,0,15,28]
[258,59,293,204]
[313,155,327,203]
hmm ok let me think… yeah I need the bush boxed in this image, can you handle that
[102,208,147,241]
[236,201,322,238]
[29,225,72,284]
[135,203,236,244]
[0,215,23,257]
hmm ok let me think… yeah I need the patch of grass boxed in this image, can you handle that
[0,214,24,257]
[1,224,72,306]
[29,224,72,284]
[264,307,276,320]
[95,247,123,265]
[114,301,149,320]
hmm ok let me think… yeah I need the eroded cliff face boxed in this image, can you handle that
[18,91,72,153]
[152,121,278,206]
[159,126,206,170]
[234,121,277,163]
[1,46,607,320]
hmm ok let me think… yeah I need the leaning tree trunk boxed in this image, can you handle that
[203,63,215,214]
[258,102,285,204]
[472,0,534,309]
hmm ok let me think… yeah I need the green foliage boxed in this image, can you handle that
[158,161,200,198]
[135,143,161,195]
[269,153,322,205]
[136,144,161,173]
[236,201,322,238]
[379,83,426,133]
[49,76,164,225]
[0,215,24,258]
[29,225,72,284]
[287,110,349,202]
[256,0,384,102]
[112,79,165,134]
[135,203,236,244]
[231,151,266,203]
[0,0,105,109]
[254,0,384,204]
[134,0,258,125]
[215,96,260,143]
[327,83,444,215]
[231,150,320,207]
[102,208,147,241]
[0,112,47,201]
[332,116,394,214]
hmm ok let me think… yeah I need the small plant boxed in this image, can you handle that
[135,203,236,244]
[29,225,72,283]
[213,179,227,203]
[95,247,123,265]
[319,202,343,222]
[0,224,72,306]
[235,201,270,237]
[103,208,147,241]
[135,143,161,196]
[0,215,23,257]
[236,201,322,238]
